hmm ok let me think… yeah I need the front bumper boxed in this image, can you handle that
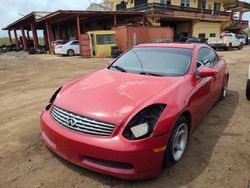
[40,109,169,180]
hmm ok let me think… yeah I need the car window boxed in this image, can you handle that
[71,41,79,45]
[197,47,218,68]
[110,47,193,76]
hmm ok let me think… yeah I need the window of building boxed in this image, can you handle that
[161,0,171,5]
[134,0,148,7]
[198,0,206,9]
[198,33,206,40]
[210,33,216,37]
[116,1,126,10]
[208,4,212,10]
[181,0,190,7]
[214,2,221,15]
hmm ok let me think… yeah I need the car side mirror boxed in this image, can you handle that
[198,67,218,77]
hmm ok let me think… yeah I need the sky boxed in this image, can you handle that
[0,0,250,38]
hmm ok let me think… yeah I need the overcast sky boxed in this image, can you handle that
[0,0,250,37]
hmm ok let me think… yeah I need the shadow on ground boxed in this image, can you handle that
[48,90,239,187]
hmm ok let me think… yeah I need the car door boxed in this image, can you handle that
[188,47,219,126]
[199,47,222,104]
[70,41,80,54]
[208,49,225,100]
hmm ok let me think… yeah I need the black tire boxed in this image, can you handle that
[163,116,189,168]
[67,49,75,56]
[220,79,228,100]
[238,43,243,50]
[226,43,232,51]
[246,79,250,101]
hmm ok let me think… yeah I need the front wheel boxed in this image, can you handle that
[67,49,75,56]
[163,116,189,167]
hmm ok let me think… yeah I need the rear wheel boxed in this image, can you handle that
[67,49,75,56]
[220,79,228,100]
[238,43,243,50]
[227,43,232,51]
[246,79,250,101]
[163,116,189,167]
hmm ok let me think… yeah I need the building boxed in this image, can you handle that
[106,0,250,40]
[2,0,250,54]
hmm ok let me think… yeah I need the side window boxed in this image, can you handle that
[71,41,79,45]
[197,47,218,68]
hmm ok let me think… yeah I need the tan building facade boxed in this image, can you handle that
[106,0,238,40]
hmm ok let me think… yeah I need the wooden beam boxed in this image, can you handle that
[46,22,53,50]
[30,23,39,49]
[8,30,13,44]
[20,27,27,50]
[14,30,20,47]
[114,14,117,27]
[26,30,30,40]
[76,15,82,56]
[43,30,48,47]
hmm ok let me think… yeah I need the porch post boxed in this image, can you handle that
[46,22,53,50]
[114,14,117,27]
[8,30,13,44]
[20,27,27,50]
[14,29,20,47]
[30,23,39,49]
[76,14,82,56]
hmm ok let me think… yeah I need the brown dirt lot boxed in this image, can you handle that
[0,47,250,188]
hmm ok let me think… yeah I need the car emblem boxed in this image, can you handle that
[67,117,77,126]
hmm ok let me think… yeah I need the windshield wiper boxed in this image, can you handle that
[139,71,164,77]
[110,65,127,72]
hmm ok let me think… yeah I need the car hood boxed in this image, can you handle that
[54,69,183,125]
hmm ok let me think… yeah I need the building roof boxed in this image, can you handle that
[36,10,144,25]
[2,11,50,30]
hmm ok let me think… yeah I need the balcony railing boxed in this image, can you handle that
[230,20,249,29]
[124,3,231,17]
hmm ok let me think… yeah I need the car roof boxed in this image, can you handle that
[136,43,198,49]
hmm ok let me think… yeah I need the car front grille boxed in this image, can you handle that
[85,156,133,169]
[51,105,115,136]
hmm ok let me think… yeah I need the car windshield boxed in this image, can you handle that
[109,47,193,76]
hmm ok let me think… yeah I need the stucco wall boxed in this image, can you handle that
[192,21,221,38]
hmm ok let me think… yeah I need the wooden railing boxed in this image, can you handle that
[124,3,231,17]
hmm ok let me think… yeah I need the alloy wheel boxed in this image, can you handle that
[172,123,188,161]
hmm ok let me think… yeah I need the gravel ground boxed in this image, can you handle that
[0,47,249,188]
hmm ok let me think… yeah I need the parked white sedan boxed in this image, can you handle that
[55,40,80,56]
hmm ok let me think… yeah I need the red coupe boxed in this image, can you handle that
[40,43,229,180]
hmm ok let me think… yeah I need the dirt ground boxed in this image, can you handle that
[0,46,249,188]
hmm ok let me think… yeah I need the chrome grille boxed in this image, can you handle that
[51,105,115,136]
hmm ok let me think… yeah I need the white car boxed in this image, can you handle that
[55,40,80,56]
[208,33,243,50]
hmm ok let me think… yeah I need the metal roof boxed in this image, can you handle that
[2,11,50,30]
[36,10,144,25]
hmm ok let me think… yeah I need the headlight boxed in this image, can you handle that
[45,86,62,110]
[123,104,166,140]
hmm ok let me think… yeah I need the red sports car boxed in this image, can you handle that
[40,43,229,180]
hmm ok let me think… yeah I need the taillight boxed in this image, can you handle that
[57,45,62,48]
